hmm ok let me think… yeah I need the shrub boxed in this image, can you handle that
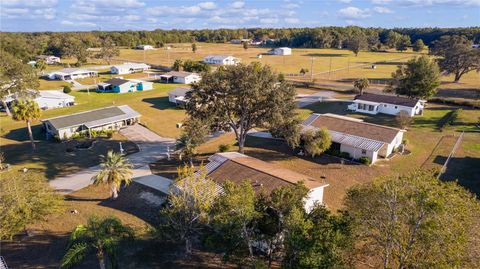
[396,110,412,129]
[402,139,409,146]
[218,144,230,152]
[358,157,371,165]
[63,85,72,93]
[339,152,350,159]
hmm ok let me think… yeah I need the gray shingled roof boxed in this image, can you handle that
[104,78,131,86]
[355,93,419,108]
[43,105,140,130]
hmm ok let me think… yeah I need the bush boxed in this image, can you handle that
[339,152,350,159]
[218,144,230,152]
[402,139,409,146]
[63,85,72,93]
[358,157,371,165]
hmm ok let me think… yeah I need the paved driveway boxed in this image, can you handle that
[49,125,175,194]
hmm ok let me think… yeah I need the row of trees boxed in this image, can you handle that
[157,167,480,268]
[2,27,479,62]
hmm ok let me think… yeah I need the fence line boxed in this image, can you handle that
[437,131,464,179]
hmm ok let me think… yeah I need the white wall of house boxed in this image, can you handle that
[174,75,201,84]
[355,102,380,115]
[378,103,414,116]
[304,186,327,212]
[340,144,378,163]
[36,97,74,110]
[384,132,404,157]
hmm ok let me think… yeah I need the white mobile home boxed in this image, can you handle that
[36,55,61,64]
[302,113,404,164]
[268,47,292,55]
[203,55,241,65]
[2,90,75,110]
[48,68,98,81]
[136,45,154,50]
[110,63,151,74]
[159,71,201,84]
[168,87,192,106]
[42,105,141,140]
[348,93,425,117]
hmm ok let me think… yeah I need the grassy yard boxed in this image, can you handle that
[0,83,186,177]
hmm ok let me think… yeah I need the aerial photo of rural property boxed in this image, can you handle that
[1,0,480,268]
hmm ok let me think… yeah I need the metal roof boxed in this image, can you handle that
[43,105,140,130]
[168,87,191,96]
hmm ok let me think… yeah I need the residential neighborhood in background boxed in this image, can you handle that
[1,1,479,268]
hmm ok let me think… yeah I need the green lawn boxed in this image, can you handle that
[0,83,186,176]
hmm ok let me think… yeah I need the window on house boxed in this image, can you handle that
[362,149,367,154]
[368,105,374,111]
[384,104,387,107]
[395,106,398,109]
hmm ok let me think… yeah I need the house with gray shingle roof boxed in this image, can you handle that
[195,152,328,212]
[348,93,425,117]
[42,105,140,140]
[302,113,405,164]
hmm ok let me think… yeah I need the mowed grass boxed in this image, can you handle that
[118,43,480,89]
[0,83,186,175]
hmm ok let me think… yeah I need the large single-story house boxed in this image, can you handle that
[110,63,151,74]
[35,90,75,110]
[268,47,292,55]
[48,68,98,81]
[97,78,153,93]
[198,152,329,212]
[136,44,154,50]
[42,105,140,140]
[203,55,241,65]
[1,90,75,110]
[348,93,425,117]
[302,113,405,164]
[159,71,201,84]
[36,55,61,64]
[168,87,191,106]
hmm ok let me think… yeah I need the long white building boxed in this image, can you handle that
[302,113,405,164]
[348,93,425,117]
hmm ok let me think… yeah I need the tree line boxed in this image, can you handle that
[2,26,479,61]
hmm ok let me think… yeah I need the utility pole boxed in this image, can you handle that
[143,49,146,62]
[310,57,314,82]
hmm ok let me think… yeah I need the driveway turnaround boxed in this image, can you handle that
[49,125,175,194]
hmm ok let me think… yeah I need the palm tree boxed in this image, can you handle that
[176,133,197,167]
[92,151,133,199]
[61,216,133,269]
[11,99,41,150]
[353,78,369,95]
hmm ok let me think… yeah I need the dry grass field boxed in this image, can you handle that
[117,43,480,89]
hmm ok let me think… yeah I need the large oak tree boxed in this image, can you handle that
[186,63,298,153]
[430,35,480,82]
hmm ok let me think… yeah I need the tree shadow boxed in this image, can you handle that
[142,96,181,111]
[0,136,139,179]
[440,156,480,197]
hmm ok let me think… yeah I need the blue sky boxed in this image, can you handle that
[1,0,479,32]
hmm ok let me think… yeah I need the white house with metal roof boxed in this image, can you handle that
[159,71,201,84]
[268,47,292,55]
[168,87,191,106]
[348,93,425,117]
[97,78,153,93]
[110,63,151,74]
[203,55,241,65]
[42,105,140,140]
[36,55,61,64]
[302,113,405,164]
[2,90,75,110]
[48,68,98,81]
